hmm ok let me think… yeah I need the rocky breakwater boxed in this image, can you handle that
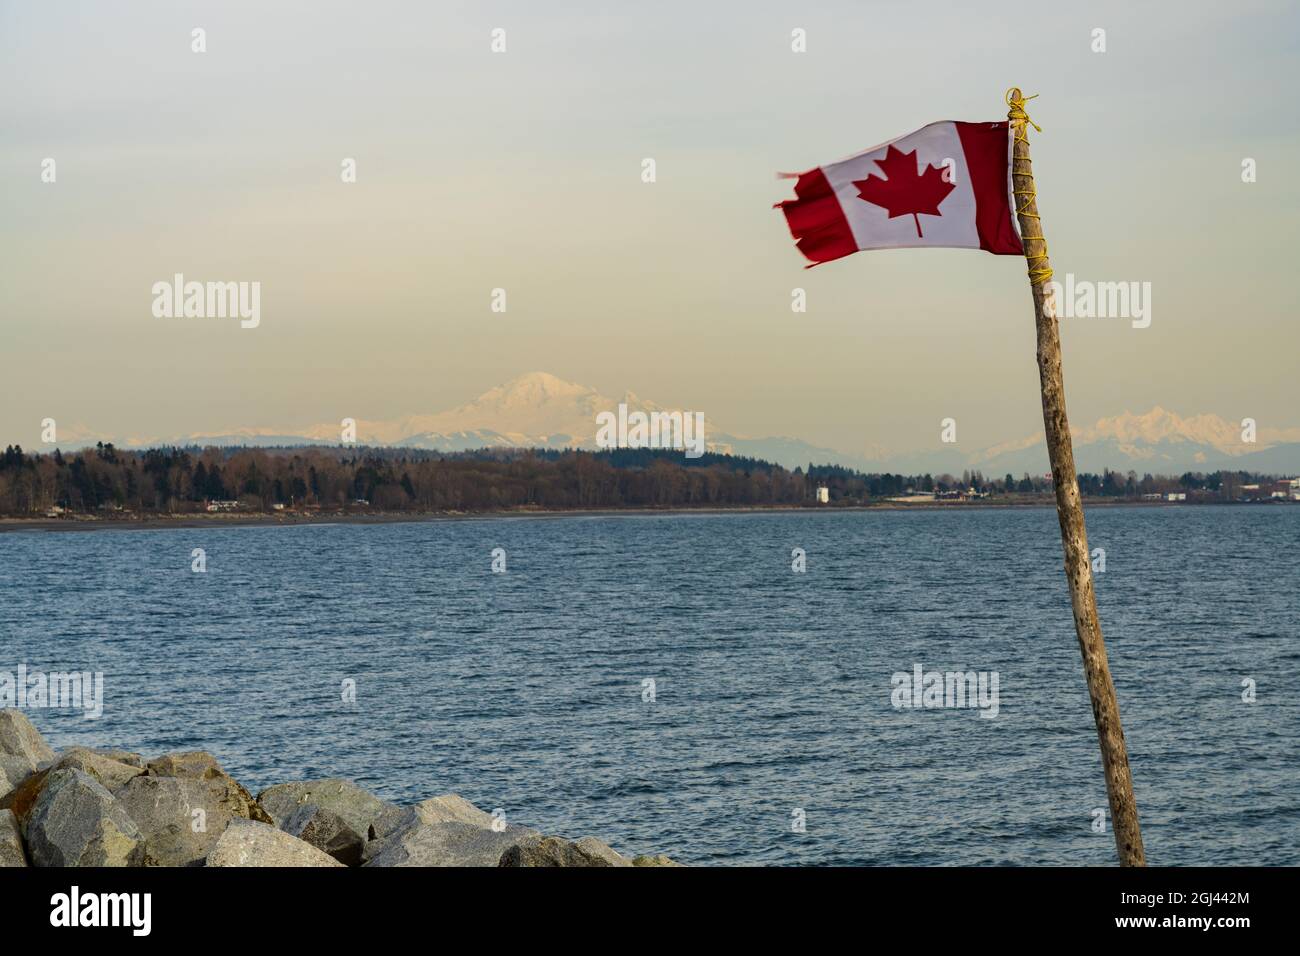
[0,710,680,868]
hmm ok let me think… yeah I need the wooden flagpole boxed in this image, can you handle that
[1005,88,1146,866]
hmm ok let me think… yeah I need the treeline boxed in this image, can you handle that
[808,463,1287,500]
[0,443,1288,515]
[0,444,811,514]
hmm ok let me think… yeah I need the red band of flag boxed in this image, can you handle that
[777,120,1023,267]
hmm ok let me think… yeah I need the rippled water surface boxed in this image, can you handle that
[1,506,1296,865]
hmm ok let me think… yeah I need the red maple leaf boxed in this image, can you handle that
[853,145,956,238]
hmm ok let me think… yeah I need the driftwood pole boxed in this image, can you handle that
[1005,88,1146,866]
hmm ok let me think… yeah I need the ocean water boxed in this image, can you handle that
[1,505,1296,866]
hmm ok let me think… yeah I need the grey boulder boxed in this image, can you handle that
[365,819,542,867]
[498,835,615,867]
[145,751,227,779]
[85,748,145,768]
[145,751,272,824]
[54,748,145,793]
[0,710,56,792]
[282,803,364,866]
[0,767,50,829]
[362,793,539,866]
[365,803,407,848]
[0,809,27,866]
[0,750,141,831]
[0,760,17,802]
[409,794,498,828]
[574,836,633,867]
[0,709,55,767]
[25,769,143,867]
[256,778,396,839]
[114,774,237,866]
[205,818,344,867]
[362,793,498,861]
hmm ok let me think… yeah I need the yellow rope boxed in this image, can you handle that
[1005,88,1052,287]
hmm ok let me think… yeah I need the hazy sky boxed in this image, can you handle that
[2,0,1297,455]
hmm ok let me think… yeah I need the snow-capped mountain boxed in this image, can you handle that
[95,372,834,467]
[298,372,610,448]
[29,376,1300,475]
[870,407,1300,476]
[289,372,841,466]
[978,407,1300,475]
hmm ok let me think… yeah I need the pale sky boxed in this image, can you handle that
[2,0,1297,456]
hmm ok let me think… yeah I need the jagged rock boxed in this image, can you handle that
[25,769,143,867]
[115,774,239,866]
[361,794,522,864]
[366,804,407,846]
[0,809,27,866]
[0,710,56,791]
[410,794,497,828]
[1,750,142,829]
[0,761,17,802]
[116,753,280,864]
[574,836,633,867]
[85,748,145,768]
[55,748,145,793]
[364,794,491,849]
[365,820,541,867]
[0,767,49,830]
[0,709,55,766]
[1,754,24,788]
[205,819,344,867]
[146,751,272,824]
[498,835,614,867]
[1,730,676,868]
[282,803,364,866]
[145,751,224,778]
[256,778,396,839]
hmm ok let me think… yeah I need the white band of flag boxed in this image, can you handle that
[777,121,1023,266]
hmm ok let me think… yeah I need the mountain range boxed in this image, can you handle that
[863,406,1300,477]
[43,372,1300,476]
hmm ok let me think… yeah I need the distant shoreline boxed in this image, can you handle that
[1,498,1280,534]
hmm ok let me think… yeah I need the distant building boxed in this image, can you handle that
[816,486,829,504]
[206,500,240,512]
[1238,483,1267,501]
[1165,492,1186,502]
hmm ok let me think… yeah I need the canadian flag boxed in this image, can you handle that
[777,121,1023,266]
